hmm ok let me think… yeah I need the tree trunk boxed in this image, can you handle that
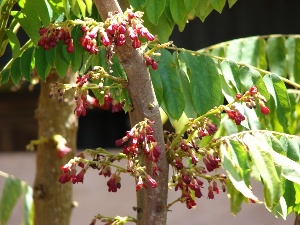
[94,1,169,225]
[295,215,300,225]
[33,70,78,225]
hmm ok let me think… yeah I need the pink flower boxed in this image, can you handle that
[136,176,147,191]
[145,174,157,188]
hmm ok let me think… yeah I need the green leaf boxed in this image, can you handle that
[179,52,223,115]
[211,0,226,13]
[240,37,267,69]
[227,0,237,8]
[170,0,187,26]
[220,60,241,93]
[29,0,52,26]
[143,3,175,42]
[266,37,288,77]
[195,0,213,22]
[23,184,34,225]
[157,50,184,119]
[0,68,11,85]
[11,11,40,45]
[239,66,260,92]
[220,143,259,201]
[71,26,84,72]
[286,136,300,162]
[184,0,199,13]
[244,133,282,210]
[219,71,236,103]
[229,140,250,184]
[10,57,22,84]
[226,178,246,215]
[0,38,9,57]
[77,0,87,18]
[6,29,20,58]
[129,0,147,9]
[21,47,34,81]
[266,139,300,185]
[35,47,50,81]
[263,73,290,131]
[178,67,197,118]
[150,66,163,105]
[84,0,92,15]
[0,176,23,225]
[146,0,166,25]
[263,132,285,155]
[55,43,70,78]
[272,196,287,219]
[225,39,243,62]
[283,180,296,214]
[285,37,300,84]
[45,47,56,67]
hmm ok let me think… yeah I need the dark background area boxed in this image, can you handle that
[1,0,300,151]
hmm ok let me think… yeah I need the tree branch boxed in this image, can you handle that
[93,1,169,225]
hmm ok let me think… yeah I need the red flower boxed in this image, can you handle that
[208,185,214,199]
[136,176,147,191]
[260,106,270,115]
[145,174,157,188]
[107,173,121,192]
[75,169,86,183]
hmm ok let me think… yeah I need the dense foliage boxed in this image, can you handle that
[1,0,300,225]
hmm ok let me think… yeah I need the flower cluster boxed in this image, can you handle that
[79,25,100,54]
[38,26,74,53]
[165,117,225,209]
[49,82,66,102]
[145,55,159,71]
[79,9,155,53]
[174,171,204,209]
[238,85,271,115]
[203,154,221,172]
[99,93,123,113]
[225,107,246,125]
[74,90,88,117]
[225,85,270,125]
[115,119,161,163]
[58,160,86,184]
[114,118,161,191]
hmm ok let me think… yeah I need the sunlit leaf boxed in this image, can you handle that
[285,37,300,84]
[179,52,223,115]
[244,133,282,210]
[266,37,288,77]
[23,184,34,225]
[157,49,184,119]
[6,29,20,58]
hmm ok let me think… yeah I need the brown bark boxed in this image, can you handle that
[33,70,78,225]
[295,215,300,225]
[94,1,169,225]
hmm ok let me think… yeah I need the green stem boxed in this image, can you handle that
[167,197,182,209]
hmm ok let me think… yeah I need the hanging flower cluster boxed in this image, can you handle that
[38,9,158,70]
[58,119,161,193]
[38,26,74,53]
